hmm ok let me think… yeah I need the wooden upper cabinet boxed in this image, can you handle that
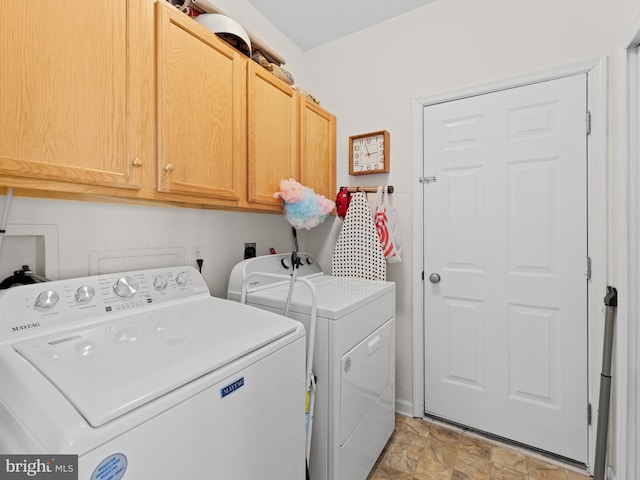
[0,0,336,210]
[0,0,147,190]
[156,3,246,204]
[246,62,297,210]
[298,96,336,202]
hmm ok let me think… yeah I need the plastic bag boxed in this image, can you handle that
[374,186,402,263]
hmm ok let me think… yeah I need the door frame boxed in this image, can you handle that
[612,15,640,480]
[411,58,607,472]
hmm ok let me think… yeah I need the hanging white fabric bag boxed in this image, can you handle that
[374,186,402,263]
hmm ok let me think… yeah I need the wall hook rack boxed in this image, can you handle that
[339,185,394,194]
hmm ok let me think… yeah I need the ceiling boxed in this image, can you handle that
[246,0,438,51]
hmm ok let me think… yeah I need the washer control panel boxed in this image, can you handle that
[0,266,209,343]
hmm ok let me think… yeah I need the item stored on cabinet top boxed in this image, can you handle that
[196,14,252,56]
[165,0,286,65]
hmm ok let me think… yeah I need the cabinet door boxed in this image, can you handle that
[247,62,297,210]
[298,97,336,201]
[156,4,246,203]
[0,0,144,189]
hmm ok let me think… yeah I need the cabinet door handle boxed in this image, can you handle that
[132,158,142,167]
[164,164,174,173]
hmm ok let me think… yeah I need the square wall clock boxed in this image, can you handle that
[348,130,390,175]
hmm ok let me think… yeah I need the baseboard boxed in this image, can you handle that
[395,398,415,417]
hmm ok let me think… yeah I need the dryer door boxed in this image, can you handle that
[340,318,394,445]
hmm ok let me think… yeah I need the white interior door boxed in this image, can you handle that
[423,74,588,463]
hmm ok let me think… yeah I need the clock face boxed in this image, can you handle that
[351,133,385,173]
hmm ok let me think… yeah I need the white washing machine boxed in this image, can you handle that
[0,266,306,479]
[228,253,396,480]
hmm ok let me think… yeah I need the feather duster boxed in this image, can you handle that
[274,178,335,230]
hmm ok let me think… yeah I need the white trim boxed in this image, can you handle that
[411,59,608,471]
[413,58,603,107]
[411,98,426,418]
[612,12,640,480]
[586,58,609,474]
[395,398,414,418]
[630,46,640,480]
[611,45,631,480]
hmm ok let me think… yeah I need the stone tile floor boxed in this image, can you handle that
[367,415,590,480]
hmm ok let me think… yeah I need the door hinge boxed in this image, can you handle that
[419,176,437,184]
[586,111,591,135]
[587,403,592,425]
[586,257,592,280]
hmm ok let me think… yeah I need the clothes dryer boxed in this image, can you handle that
[228,253,396,480]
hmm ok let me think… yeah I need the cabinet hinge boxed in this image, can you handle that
[586,111,592,135]
[586,257,592,280]
[587,403,592,425]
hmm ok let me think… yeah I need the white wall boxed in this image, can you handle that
[0,196,300,297]
[0,0,312,295]
[298,0,640,417]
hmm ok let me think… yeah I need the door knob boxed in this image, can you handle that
[429,273,441,284]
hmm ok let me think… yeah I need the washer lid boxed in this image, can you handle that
[246,275,395,319]
[13,297,298,427]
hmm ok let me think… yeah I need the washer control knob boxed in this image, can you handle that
[113,276,139,298]
[280,257,291,269]
[75,285,95,304]
[153,275,168,291]
[175,272,188,286]
[35,290,59,310]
